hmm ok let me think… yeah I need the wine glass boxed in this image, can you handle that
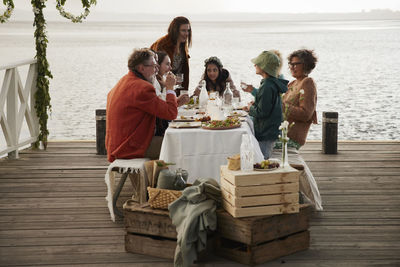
[240,80,248,90]
[175,73,184,90]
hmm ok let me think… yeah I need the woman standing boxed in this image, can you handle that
[283,49,318,148]
[282,49,322,211]
[193,56,240,98]
[151,16,191,96]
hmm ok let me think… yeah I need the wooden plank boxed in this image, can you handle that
[221,178,298,197]
[0,252,168,266]
[222,199,299,218]
[221,189,298,207]
[221,165,299,186]
[0,228,125,238]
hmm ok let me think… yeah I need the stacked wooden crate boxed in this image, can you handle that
[215,204,312,265]
[123,200,177,259]
[220,165,300,218]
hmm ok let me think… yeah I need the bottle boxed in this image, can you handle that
[223,82,233,106]
[222,82,233,116]
[240,134,254,171]
[199,80,209,108]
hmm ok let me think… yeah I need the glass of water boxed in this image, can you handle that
[232,97,240,109]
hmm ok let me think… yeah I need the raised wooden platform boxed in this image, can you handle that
[0,141,399,266]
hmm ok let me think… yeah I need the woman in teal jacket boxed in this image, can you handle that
[243,51,288,159]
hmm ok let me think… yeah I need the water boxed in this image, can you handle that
[1,19,399,142]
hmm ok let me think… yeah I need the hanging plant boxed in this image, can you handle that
[56,0,96,23]
[0,0,14,23]
[31,0,52,148]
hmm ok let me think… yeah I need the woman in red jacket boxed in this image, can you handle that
[151,16,191,96]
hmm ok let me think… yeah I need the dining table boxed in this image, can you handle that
[159,111,263,183]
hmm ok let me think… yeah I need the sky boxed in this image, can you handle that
[9,0,400,14]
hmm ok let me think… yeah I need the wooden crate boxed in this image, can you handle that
[215,204,312,266]
[123,200,214,261]
[220,165,300,218]
[123,200,177,259]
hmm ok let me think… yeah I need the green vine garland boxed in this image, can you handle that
[56,0,96,23]
[1,0,96,149]
[0,0,14,23]
[31,0,52,148]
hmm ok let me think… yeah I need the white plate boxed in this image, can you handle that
[169,121,202,128]
[173,115,196,122]
[253,167,279,172]
[229,110,248,117]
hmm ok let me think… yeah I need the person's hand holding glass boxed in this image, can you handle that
[165,72,176,91]
[240,80,253,93]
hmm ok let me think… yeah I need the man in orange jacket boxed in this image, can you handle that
[106,48,178,162]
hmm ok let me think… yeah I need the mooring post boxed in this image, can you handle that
[322,111,338,154]
[95,109,107,155]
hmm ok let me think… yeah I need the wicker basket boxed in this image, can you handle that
[147,186,183,209]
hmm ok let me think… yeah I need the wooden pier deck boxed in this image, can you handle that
[0,141,399,266]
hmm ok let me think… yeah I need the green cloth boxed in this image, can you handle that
[274,139,302,150]
[249,76,288,142]
[168,178,221,267]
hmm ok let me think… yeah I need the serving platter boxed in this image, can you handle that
[202,124,241,130]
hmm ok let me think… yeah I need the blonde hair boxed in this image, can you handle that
[270,49,283,75]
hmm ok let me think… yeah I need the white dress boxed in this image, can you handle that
[153,79,166,101]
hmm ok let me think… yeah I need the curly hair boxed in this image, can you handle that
[288,49,318,75]
[127,48,155,72]
[167,16,192,47]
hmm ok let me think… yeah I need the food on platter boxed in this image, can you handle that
[202,117,241,130]
[253,159,280,170]
[195,115,211,122]
[228,110,248,117]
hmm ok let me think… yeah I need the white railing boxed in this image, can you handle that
[0,59,39,159]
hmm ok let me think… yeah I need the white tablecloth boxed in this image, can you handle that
[159,121,263,183]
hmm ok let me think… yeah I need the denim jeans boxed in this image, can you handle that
[258,140,276,159]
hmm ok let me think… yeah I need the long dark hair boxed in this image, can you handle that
[203,57,229,96]
[167,16,192,47]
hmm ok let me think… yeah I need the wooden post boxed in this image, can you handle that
[322,112,338,154]
[95,109,106,155]
[7,69,18,159]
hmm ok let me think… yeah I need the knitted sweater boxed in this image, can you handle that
[105,71,178,162]
[283,77,318,146]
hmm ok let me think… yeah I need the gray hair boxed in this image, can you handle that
[127,48,155,72]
